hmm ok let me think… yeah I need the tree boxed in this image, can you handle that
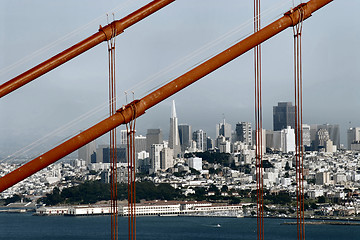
[263,160,274,169]
[208,184,220,195]
[190,168,200,175]
[229,197,241,204]
[221,185,228,192]
[4,194,21,205]
[285,162,290,171]
[317,196,326,203]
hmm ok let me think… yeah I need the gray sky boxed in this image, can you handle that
[1,0,359,158]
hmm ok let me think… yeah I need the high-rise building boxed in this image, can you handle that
[135,135,147,153]
[160,147,174,170]
[314,128,330,150]
[302,124,311,148]
[96,145,127,163]
[169,100,181,158]
[347,127,360,150]
[178,124,192,152]
[252,129,266,154]
[310,124,340,149]
[193,129,207,152]
[78,140,96,164]
[206,137,214,150]
[281,126,295,153]
[235,122,252,145]
[146,129,163,153]
[149,143,164,174]
[266,127,295,153]
[120,130,127,145]
[216,118,232,142]
[273,102,295,131]
[318,124,340,148]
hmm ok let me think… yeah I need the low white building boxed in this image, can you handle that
[67,205,111,216]
[188,157,202,171]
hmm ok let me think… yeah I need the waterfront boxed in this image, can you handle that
[1,213,360,240]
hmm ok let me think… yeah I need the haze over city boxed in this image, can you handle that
[1,0,359,158]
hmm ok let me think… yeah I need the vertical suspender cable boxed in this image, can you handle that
[254,0,264,239]
[124,103,137,240]
[292,6,305,240]
[106,20,118,240]
[126,122,131,239]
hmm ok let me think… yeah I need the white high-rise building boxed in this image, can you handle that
[302,124,311,148]
[253,129,266,154]
[160,147,174,171]
[150,144,164,174]
[169,100,181,158]
[281,126,295,153]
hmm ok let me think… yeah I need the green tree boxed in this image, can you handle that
[221,185,228,192]
[317,196,326,203]
[285,161,290,171]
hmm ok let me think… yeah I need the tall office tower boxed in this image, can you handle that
[235,122,252,145]
[252,129,267,154]
[216,118,232,142]
[78,140,96,164]
[120,129,127,145]
[302,124,311,148]
[178,124,192,152]
[265,130,274,150]
[149,143,164,174]
[193,129,207,152]
[97,145,127,163]
[273,102,295,131]
[160,147,174,170]
[169,100,181,158]
[206,137,214,150]
[146,129,163,153]
[347,127,360,150]
[314,124,340,148]
[135,135,147,153]
[314,128,330,149]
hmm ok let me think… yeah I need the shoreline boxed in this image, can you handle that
[2,210,360,224]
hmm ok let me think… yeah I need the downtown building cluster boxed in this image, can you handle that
[2,101,360,217]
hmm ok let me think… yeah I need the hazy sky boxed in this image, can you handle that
[1,0,359,158]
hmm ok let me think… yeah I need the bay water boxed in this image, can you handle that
[0,213,359,239]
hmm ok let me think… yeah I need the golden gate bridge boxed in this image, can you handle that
[0,0,334,239]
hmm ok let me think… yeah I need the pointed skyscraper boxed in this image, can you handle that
[169,100,181,158]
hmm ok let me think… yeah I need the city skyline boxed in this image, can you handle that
[1,1,359,158]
